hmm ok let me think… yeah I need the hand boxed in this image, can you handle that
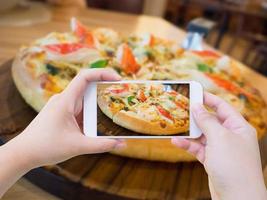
[0,69,126,197]
[10,69,126,168]
[172,92,267,200]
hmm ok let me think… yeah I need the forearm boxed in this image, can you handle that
[0,134,34,197]
[216,178,267,200]
[222,188,267,200]
[227,170,267,200]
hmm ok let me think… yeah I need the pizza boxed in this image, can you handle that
[98,83,189,135]
[12,18,267,162]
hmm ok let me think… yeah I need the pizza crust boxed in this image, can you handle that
[12,52,47,112]
[112,139,195,162]
[97,94,114,119]
[113,110,189,135]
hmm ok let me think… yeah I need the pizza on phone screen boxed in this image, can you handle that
[98,83,189,135]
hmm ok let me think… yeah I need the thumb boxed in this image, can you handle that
[64,68,121,100]
[192,103,225,141]
[79,136,127,154]
[62,68,121,114]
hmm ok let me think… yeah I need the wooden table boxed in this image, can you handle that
[1,6,267,200]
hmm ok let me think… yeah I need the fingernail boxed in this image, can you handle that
[171,137,178,145]
[113,73,122,80]
[171,137,185,146]
[171,137,188,148]
[116,139,125,143]
[114,142,127,150]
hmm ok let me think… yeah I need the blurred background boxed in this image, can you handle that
[1,0,267,76]
[80,0,267,76]
[88,0,267,75]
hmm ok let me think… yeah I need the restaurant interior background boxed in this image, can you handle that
[0,0,267,200]
[83,0,267,76]
[90,0,267,76]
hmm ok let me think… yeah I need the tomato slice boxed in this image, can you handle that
[149,34,155,46]
[205,73,254,99]
[168,90,178,96]
[192,50,220,58]
[72,19,87,38]
[174,101,187,110]
[120,44,140,74]
[109,88,125,94]
[123,83,129,90]
[44,43,86,54]
[157,105,173,120]
[137,90,147,102]
[109,84,129,94]
[71,18,95,48]
[83,32,95,48]
[205,73,238,92]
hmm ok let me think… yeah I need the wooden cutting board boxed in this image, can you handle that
[1,60,266,200]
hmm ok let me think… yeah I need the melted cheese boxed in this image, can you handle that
[136,105,158,121]
[172,109,188,119]
[161,98,177,110]
[34,32,78,46]
[216,56,230,71]
[45,48,101,63]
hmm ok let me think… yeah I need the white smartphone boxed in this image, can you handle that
[84,81,203,139]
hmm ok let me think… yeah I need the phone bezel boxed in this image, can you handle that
[84,80,203,139]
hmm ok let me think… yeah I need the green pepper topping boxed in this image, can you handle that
[168,96,175,101]
[110,96,116,102]
[90,59,108,68]
[197,63,212,72]
[127,96,135,105]
[46,64,59,75]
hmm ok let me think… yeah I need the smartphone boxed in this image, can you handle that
[84,81,203,138]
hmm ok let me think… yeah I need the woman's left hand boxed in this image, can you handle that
[3,69,126,170]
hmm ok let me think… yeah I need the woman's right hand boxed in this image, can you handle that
[172,92,267,200]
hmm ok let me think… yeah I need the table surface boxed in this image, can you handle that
[1,6,267,200]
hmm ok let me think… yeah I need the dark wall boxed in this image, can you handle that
[87,0,144,14]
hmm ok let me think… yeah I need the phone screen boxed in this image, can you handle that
[96,82,190,137]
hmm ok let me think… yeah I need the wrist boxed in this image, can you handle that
[0,131,39,196]
[1,131,39,172]
[222,181,267,200]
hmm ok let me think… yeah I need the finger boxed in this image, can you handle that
[63,68,121,113]
[192,103,226,140]
[171,137,205,163]
[171,138,203,157]
[204,92,247,125]
[64,68,121,99]
[171,137,191,149]
[195,147,205,164]
[199,134,207,145]
[79,136,127,154]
